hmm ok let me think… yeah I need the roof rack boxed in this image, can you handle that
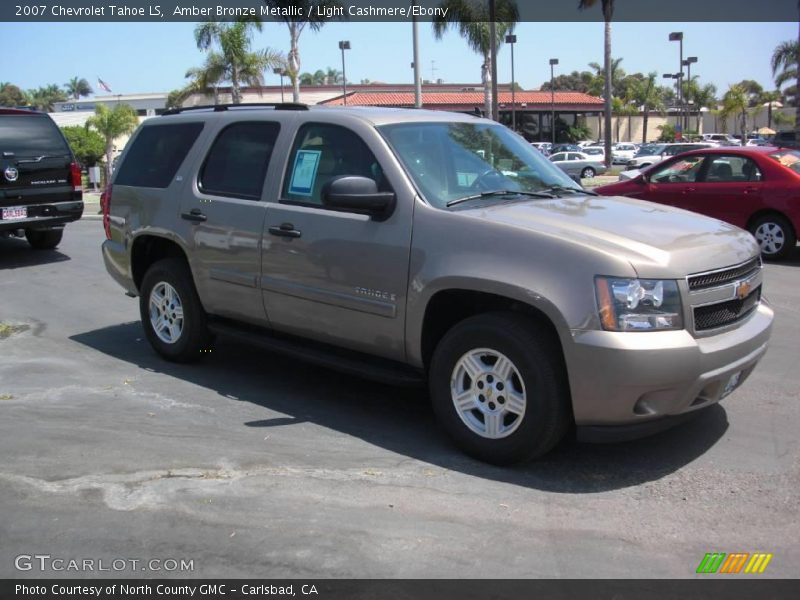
[162,102,309,116]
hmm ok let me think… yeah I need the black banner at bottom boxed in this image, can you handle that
[2,579,799,600]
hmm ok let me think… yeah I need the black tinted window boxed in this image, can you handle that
[0,114,70,156]
[115,122,203,188]
[199,121,280,200]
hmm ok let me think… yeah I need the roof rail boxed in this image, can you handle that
[162,102,308,116]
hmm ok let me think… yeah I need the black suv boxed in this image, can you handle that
[772,130,799,149]
[0,109,83,249]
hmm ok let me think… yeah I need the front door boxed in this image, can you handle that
[643,154,707,209]
[260,122,412,362]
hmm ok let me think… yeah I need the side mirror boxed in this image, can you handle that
[322,176,396,221]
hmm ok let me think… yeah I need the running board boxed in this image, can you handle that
[207,319,425,387]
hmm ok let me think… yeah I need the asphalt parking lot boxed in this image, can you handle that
[0,219,798,579]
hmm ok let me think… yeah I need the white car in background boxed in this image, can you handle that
[611,143,638,164]
[626,142,715,169]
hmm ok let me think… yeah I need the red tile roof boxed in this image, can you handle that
[321,91,604,108]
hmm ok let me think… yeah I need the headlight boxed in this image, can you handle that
[595,277,683,331]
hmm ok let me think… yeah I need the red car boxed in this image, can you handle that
[595,146,800,260]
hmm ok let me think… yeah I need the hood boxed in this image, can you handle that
[462,194,759,278]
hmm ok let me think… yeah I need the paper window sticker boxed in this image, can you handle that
[288,149,322,196]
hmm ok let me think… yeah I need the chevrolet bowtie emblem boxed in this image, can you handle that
[736,281,751,301]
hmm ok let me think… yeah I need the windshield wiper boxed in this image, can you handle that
[446,189,555,208]
[544,184,598,196]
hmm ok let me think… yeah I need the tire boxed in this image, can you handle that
[139,258,212,363]
[25,228,63,250]
[749,214,796,261]
[429,312,571,465]
[581,167,596,179]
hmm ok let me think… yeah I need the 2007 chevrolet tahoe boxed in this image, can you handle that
[101,104,773,464]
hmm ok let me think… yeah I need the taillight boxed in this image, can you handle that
[102,184,112,240]
[69,162,82,193]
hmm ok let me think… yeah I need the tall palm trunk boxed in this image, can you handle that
[603,19,612,167]
[290,24,301,103]
[231,65,241,104]
[642,109,649,144]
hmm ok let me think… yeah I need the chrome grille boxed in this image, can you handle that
[693,288,761,331]
[688,257,761,291]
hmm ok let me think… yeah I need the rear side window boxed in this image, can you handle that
[0,114,70,156]
[199,121,280,200]
[115,122,203,188]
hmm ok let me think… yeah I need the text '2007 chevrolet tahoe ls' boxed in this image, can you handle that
[101,104,773,464]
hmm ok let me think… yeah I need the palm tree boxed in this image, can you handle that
[433,0,519,119]
[26,84,67,112]
[579,0,615,167]
[760,90,783,129]
[771,38,799,132]
[631,72,664,144]
[86,104,139,186]
[262,1,344,103]
[587,57,624,97]
[195,20,283,104]
[721,84,749,145]
[325,67,343,85]
[692,83,717,133]
[64,77,93,100]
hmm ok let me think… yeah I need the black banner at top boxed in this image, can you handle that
[1,0,798,23]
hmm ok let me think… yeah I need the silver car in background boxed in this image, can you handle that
[549,151,608,179]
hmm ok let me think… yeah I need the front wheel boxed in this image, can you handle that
[25,228,63,250]
[749,214,796,260]
[429,312,571,465]
[581,167,596,179]
[139,258,212,362]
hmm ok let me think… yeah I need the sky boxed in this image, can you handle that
[0,21,795,97]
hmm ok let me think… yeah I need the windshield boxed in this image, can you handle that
[768,149,800,174]
[379,121,580,208]
[635,144,666,157]
[0,114,70,157]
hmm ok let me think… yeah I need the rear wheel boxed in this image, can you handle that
[25,228,63,250]
[139,258,212,362]
[581,167,596,179]
[749,214,796,260]
[429,312,571,464]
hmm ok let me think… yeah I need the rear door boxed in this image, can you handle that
[179,119,282,326]
[0,111,78,219]
[688,154,764,227]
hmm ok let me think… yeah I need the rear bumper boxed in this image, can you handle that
[0,200,83,232]
[566,302,773,431]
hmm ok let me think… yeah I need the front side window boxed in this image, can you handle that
[380,121,579,209]
[650,155,705,183]
[115,122,204,188]
[281,123,387,206]
[199,121,280,200]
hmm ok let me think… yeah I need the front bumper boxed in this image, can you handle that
[0,200,83,232]
[566,302,773,433]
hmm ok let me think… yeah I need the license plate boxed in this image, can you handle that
[721,372,742,399]
[2,206,27,220]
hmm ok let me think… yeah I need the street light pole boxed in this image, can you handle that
[549,58,559,145]
[506,34,517,130]
[683,56,697,132]
[338,40,350,106]
[489,0,498,121]
[669,32,684,138]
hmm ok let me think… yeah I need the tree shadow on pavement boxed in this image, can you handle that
[71,321,729,494]
[0,235,71,270]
